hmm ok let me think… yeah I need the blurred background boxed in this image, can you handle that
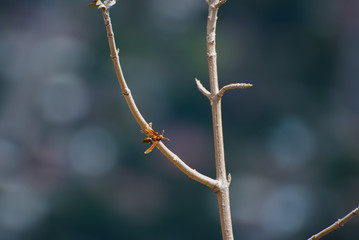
[0,0,358,239]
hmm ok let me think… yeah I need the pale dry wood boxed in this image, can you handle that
[205,1,234,239]
[308,206,359,240]
[94,0,236,239]
[97,7,218,190]
[217,83,253,98]
[195,78,211,99]
[196,79,252,101]
[93,2,359,240]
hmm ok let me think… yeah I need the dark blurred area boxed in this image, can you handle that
[0,0,358,239]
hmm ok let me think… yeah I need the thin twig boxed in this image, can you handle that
[99,8,147,130]
[157,142,219,190]
[195,78,211,99]
[217,83,253,98]
[307,206,359,240]
[90,4,218,190]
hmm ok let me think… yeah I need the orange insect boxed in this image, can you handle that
[141,125,170,154]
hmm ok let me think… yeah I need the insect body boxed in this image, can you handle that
[141,127,170,154]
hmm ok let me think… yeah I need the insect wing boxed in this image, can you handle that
[142,137,152,144]
[144,141,158,154]
[142,128,158,136]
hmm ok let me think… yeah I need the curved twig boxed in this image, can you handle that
[93,6,217,190]
[195,78,211,99]
[308,206,359,240]
[217,83,253,98]
[157,142,219,189]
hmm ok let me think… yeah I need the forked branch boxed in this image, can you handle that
[90,2,359,240]
[89,1,218,190]
[196,79,252,101]
[308,206,359,240]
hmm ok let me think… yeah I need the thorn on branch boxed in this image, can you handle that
[195,78,211,99]
[227,173,232,184]
[217,83,253,98]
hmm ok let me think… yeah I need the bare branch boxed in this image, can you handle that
[100,8,147,131]
[308,206,359,240]
[157,142,218,190]
[217,83,253,98]
[93,1,238,238]
[206,1,234,239]
[93,7,218,190]
[195,78,211,99]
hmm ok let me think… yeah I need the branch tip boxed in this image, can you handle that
[195,78,211,99]
[217,82,253,98]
